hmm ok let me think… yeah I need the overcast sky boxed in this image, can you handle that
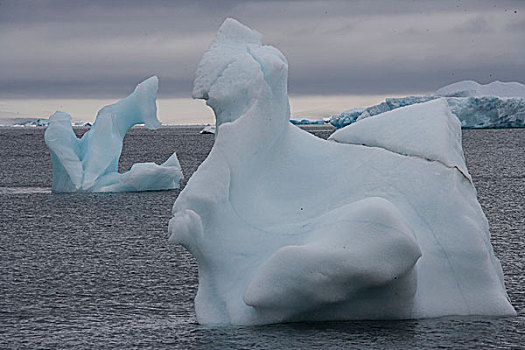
[1,0,524,99]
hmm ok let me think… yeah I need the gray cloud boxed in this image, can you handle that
[0,0,523,98]
[452,16,492,33]
[506,18,525,31]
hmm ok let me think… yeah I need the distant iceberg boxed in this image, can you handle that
[5,118,91,127]
[289,117,326,125]
[330,81,525,129]
[200,125,216,134]
[168,19,515,326]
[447,96,525,128]
[436,80,525,98]
[45,76,183,193]
[19,119,50,127]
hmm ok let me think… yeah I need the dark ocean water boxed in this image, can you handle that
[0,125,523,349]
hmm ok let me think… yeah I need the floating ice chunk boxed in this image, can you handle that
[168,19,515,326]
[200,125,216,134]
[72,121,92,127]
[45,76,183,193]
[13,119,50,127]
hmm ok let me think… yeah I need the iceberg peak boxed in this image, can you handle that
[215,18,262,46]
[49,111,73,122]
[192,18,288,129]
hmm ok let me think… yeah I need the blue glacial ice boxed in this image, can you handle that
[45,76,183,193]
[168,18,515,326]
[289,117,326,125]
[330,81,525,129]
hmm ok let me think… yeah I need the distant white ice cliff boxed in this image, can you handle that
[168,19,515,326]
[45,76,183,192]
[330,80,525,129]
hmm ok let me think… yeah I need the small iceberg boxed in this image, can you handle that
[11,119,91,127]
[200,125,216,134]
[12,119,51,127]
[45,76,183,193]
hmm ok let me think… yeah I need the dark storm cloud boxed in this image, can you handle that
[0,0,524,98]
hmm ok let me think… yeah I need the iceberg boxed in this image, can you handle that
[329,81,525,129]
[328,107,366,129]
[447,96,525,128]
[289,117,326,125]
[45,76,183,192]
[168,19,515,326]
[200,125,216,134]
[11,119,91,127]
[12,119,50,127]
[436,80,525,98]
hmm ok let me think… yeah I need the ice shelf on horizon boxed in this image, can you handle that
[167,18,516,326]
[329,80,525,129]
[45,76,183,193]
[200,117,326,135]
[289,117,326,125]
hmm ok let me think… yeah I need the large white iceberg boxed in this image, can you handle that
[330,81,525,129]
[45,76,183,192]
[168,19,515,326]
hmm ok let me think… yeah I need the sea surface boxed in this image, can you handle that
[0,125,523,349]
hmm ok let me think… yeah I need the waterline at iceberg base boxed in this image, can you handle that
[45,76,183,193]
[167,19,515,326]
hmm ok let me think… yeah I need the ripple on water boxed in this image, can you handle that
[0,187,51,194]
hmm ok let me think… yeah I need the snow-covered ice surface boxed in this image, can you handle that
[168,19,515,326]
[45,76,183,193]
[436,80,525,98]
[329,99,471,181]
[330,81,525,129]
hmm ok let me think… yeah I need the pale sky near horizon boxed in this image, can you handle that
[0,94,409,124]
[1,0,523,123]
